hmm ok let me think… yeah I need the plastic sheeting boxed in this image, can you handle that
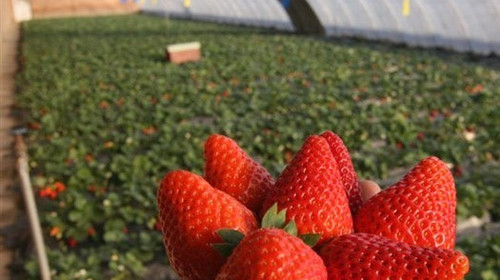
[141,0,500,55]
[308,0,500,55]
[141,0,294,31]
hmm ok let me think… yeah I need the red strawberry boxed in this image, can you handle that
[320,233,469,280]
[261,135,353,245]
[354,156,456,249]
[157,170,258,280]
[204,134,275,213]
[320,131,363,215]
[216,228,327,280]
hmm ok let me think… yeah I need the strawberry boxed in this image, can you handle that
[320,233,469,280]
[320,131,363,215]
[204,134,275,213]
[157,170,258,280]
[215,228,327,280]
[261,135,353,245]
[354,156,456,249]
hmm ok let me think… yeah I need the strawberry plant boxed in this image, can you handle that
[16,14,500,279]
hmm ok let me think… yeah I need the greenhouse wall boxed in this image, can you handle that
[140,0,294,31]
[141,0,500,55]
[307,0,500,55]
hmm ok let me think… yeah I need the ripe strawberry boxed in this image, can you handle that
[320,131,363,215]
[354,156,456,249]
[216,228,327,280]
[204,134,275,213]
[157,170,258,280]
[320,233,469,280]
[261,135,353,245]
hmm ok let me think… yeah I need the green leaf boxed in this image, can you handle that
[261,203,287,229]
[481,270,498,280]
[283,220,298,236]
[68,211,82,222]
[299,234,321,247]
[216,229,245,244]
[104,219,126,231]
[104,231,125,243]
[212,243,237,258]
[76,167,92,181]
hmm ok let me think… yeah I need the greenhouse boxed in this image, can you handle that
[1,0,499,279]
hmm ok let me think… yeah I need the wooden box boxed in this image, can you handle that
[166,42,201,64]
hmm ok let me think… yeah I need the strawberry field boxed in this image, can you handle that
[17,14,500,279]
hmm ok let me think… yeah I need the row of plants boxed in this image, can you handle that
[17,14,500,279]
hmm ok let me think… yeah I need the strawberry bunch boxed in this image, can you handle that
[157,132,470,280]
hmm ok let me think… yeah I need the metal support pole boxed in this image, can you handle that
[280,0,324,34]
[13,128,51,280]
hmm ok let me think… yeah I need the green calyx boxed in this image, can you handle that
[297,233,321,247]
[212,229,246,258]
[261,203,321,247]
[213,203,321,258]
[261,203,287,229]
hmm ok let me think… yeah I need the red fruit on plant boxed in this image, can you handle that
[320,233,469,280]
[67,237,77,248]
[53,182,66,193]
[261,135,353,245]
[216,228,327,280]
[354,156,456,249]
[157,170,258,280]
[204,134,275,213]
[320,131,363,215]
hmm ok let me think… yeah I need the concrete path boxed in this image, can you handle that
[1,0,21,278]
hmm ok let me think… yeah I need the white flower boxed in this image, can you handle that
[74,269,87,278]
[103,199,111,207]
[463,130,476,142]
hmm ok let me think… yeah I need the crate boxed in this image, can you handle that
[166,42,201,64]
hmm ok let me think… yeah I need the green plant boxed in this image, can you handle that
[17,14,500,279]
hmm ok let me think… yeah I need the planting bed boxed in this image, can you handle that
[16,14,500,279]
